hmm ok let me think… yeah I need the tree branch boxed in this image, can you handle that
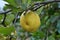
[1,14,6,27]
[32,0,60,11]
[0,1,60,14]
[35,0,60,4]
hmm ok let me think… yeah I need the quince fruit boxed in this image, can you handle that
[20,10,40,32]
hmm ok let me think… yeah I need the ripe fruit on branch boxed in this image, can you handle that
[20,10,41,32]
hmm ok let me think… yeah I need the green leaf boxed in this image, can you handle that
[27,0,32,6]
[4,4,18,10]
[21,0,31,10]
[36,6,44,14]
[15,0,22,6]
[5,14,14,25]
[0,15,4,23]
[44,16,49,21]
[32,31,45,38]
[46,19,50,26]
[48,8,55,15]
[4,0,17,7]
[0,26,15,36]
[16,0,32,10]
[57,20,60,33]
[48,36,55,40]
[50,16,58,23]
[40,24,46,29]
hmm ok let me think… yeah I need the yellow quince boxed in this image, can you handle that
[20,10,41,32]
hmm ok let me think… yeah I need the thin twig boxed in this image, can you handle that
[0,9,12,14]
[13,11,23,27]
[32,3,47,11]
[13,13,19,27]
[44,31,48,40]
